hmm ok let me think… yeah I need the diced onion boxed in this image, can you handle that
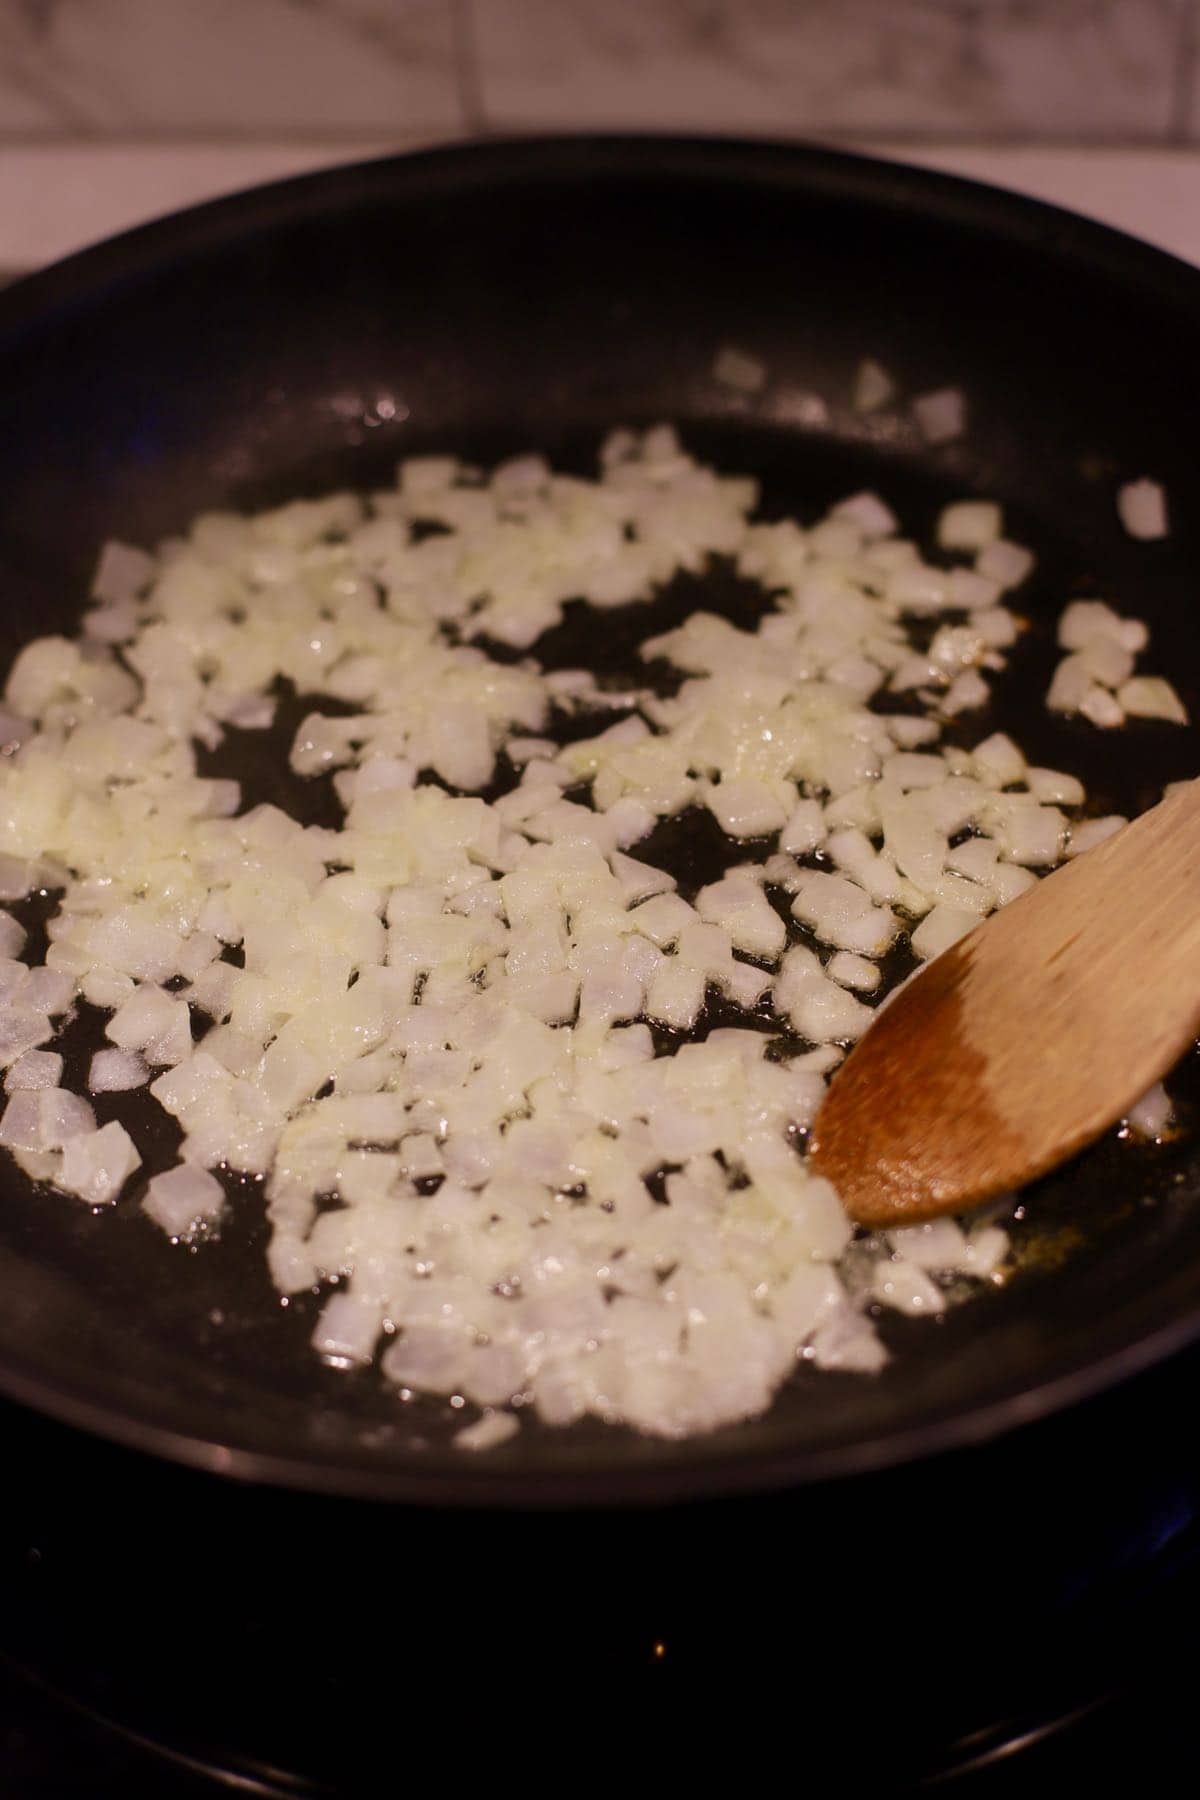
[713,345,767,394]
[1125,1081,1172,1140]
[1117,479,1168,541]
[1117,676,1188,724]
[455,1411,521,1452]
[58,1121,141,1206]
[2,417,1154,1448]
[938,501,1001,551]
[5,1049,63,1091]
[913,387,965,445]
[143,1164,226,1240]
[88,1047,149,1092]
[852,358,895,414]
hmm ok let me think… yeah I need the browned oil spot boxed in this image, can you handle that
[1079,451,1116,482]
[1009,1222,1087,1275]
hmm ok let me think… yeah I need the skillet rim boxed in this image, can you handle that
[3,131,1200,1506]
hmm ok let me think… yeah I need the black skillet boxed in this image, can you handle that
[1,135,1200,1522]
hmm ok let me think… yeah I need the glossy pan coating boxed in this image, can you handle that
[0,137,1198,1504]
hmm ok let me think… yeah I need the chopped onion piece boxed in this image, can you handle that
[973,732,1025,787]
[0,856,36,902]
[92,539,155,604]
[1079,685,1125,729]
[0,913,26,959]
[57,1121,140,1206]
[976,538,1034,589]
[1117,676,1188,724]
[832,491,898,539]
[696,873,785,961]
[455,1410,520,1452]
[942,670,989,716]
[0,1006,54,1067]
[143,1164,226,1240]
[312,1289,385,1366]
[888,1219,969,1270]
[611,851,675,904]
[872,1257,945,1316]
[0,1087,94,1152]
[1026,767,1085,806]
[1058,600,1148,654]
[826,951,881,993]
[89,1047,149,1092]
[643,961,706,1031]
[1079,636,1134,688]
[713,345,766,393]
[963,1224,1009,1278]
[852,358,895,414]
[1125,1081,1172,1140]
[910,905,978,962]
[1066,815,1127,857]
[947,568,1002,611]
[704,779,789,839]
[779,800,826,856]
[913,387,965,445]
[1117,478,1168,540]
[724,961,773,1009]
[5,1049,63,1091]
[938,501,1001,551]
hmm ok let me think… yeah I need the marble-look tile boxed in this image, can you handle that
[0,0,463,134]
[1179,1,1200,138]
[471,0,1183,140]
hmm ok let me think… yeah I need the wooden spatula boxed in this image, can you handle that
[808,779,1200,1227]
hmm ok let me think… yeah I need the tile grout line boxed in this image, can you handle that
[1169,0,1198,143]
[449,0,490,138]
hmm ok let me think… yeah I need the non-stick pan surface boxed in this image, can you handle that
[1,136,1199,1505]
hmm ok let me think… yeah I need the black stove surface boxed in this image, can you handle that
[3,1636,1197,1796]
[4,1339,1200,1796]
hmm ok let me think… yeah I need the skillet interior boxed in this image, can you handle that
[1,136,1199,1503]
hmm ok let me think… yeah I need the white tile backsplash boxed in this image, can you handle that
[0,0,462,135]
[471,0,1185,141]
[0,0,1191,144]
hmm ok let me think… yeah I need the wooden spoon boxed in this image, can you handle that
[808,779,1200,1228]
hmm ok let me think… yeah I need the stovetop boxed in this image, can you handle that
[4,1336,1200,1796]
[3,1634,1196,1796]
